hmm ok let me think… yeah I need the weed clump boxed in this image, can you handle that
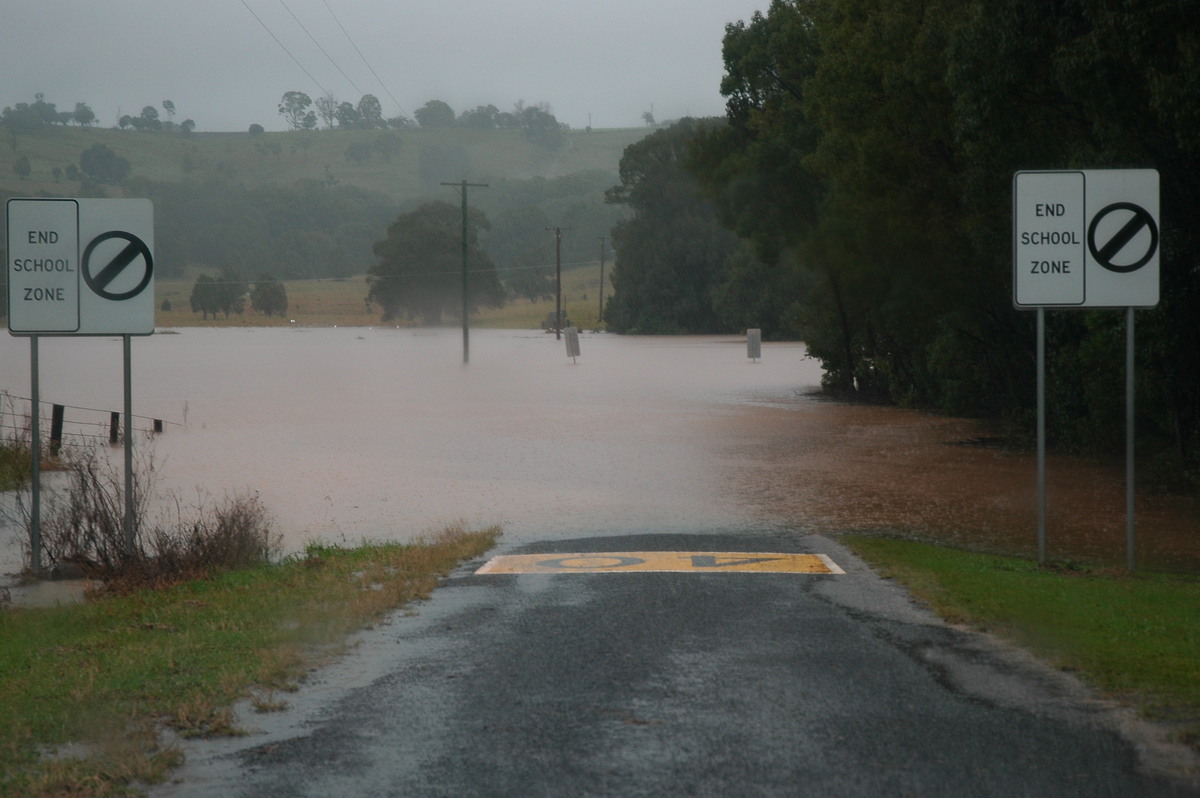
[12,444,281,593]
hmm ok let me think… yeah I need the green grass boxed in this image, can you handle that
[842,536,1200,743]
[0,524,500,797]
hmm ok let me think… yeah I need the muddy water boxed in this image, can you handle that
[1,327,1197,594]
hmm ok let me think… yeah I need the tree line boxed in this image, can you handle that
[601,0,1200,475]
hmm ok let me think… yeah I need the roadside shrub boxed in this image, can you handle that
[11,444,281,593]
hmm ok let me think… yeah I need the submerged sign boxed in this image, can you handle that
[1013,169,1159,308]
[7,198,154,335]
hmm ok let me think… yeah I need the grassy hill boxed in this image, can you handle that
[1,124,648,203]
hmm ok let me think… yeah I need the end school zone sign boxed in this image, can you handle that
[7,198,155,336]
[1013,169,1159,309]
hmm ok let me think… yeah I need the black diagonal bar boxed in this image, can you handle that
[92,241,143,291]
[1096,212,1150,264]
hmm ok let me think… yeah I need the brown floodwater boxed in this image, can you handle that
[1,327,1197,603]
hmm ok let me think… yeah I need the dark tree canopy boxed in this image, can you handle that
[367,201,505,324]
[250,274,288,317]
[79,143,131,184]
[682,0,1200,465]
[603,118,752,335]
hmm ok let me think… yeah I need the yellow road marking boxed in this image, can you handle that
[475,552,844,575]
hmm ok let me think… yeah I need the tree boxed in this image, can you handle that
[459,104,499,129]
[518,103,565,149]
[79,143,130,184]
[315,95,337,129]
[603,118,747,334]
[134,105,162,132]
[13,155,30,179]
[278,91,317,131]
[357,94,383,128]
[414,100,455,128]
[162,100,176,124]
[73,102,95,127]
[367,201,505,324]
[250,274,288,317]
[335,102,360,129]
[180,119,196,136]
[189,274,221,319]
[249,123,265,136]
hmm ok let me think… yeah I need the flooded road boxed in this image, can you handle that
[2,327,1197,581]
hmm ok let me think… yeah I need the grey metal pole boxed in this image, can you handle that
[1037,307,1046,565]
[1126,307,1136,572]
[30,336,41,576]
[124,335,135,556]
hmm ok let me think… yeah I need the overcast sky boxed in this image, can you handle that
[4,0,766,132]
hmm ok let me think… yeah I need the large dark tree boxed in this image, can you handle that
[250,274,288,317]
[367,201,505,324]
[688,0,1200,466]
[604,118,752,335]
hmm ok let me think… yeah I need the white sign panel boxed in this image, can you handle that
[1013,169,1159,308]
[7,198,154,335]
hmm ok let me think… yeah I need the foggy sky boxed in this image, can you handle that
[4,0,766,132]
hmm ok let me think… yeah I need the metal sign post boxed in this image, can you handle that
[1013,170,1159,569]
[6,198,155,565]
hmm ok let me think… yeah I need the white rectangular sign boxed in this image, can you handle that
[6,198,81,333]
[7,198,154,335]
[1013,169,1159,308]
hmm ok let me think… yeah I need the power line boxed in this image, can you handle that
[323,0,408,120]
[239,0,333,100]
[277,0,365,98]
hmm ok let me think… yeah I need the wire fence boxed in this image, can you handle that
[0,391,182,447]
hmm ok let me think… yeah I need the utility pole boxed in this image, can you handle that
[442,180,488,364]
[597,236,607,328]
[547,226,567,340]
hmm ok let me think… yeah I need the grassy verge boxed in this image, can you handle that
[841,535,1200,746]
[0,523,500,797]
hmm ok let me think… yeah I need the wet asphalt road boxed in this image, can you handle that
[153,533,1198,797]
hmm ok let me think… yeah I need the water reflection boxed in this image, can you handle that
[1,327,1196,586]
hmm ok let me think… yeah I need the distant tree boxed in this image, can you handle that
[189,274,222,319]
[357,94,384,128]
[64,163,81,181]
[250,274,288,317]
[519,103,565,149]
[73,102,95,127]
[335,102,361,129]
[180,119,196,136]
[414,100,455,128]
[13,155,30,179]
[79,143,130,184]
[1,103,44,135]
[162,100,176,124]
[118,115,132,130]
[216,266,248,317]
[386,115,412,129]
[642,110,656,127]
[458,104,499,129]
[367,201,504,324]
[32,94,58,126]
[135,105,162,131]
[278,91,317,131]
[249,123,265,136]
[315,95,337,129]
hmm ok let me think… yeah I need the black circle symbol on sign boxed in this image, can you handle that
[82,231,153,300]
[536,555,646,570]
[1088,202,1158,274]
